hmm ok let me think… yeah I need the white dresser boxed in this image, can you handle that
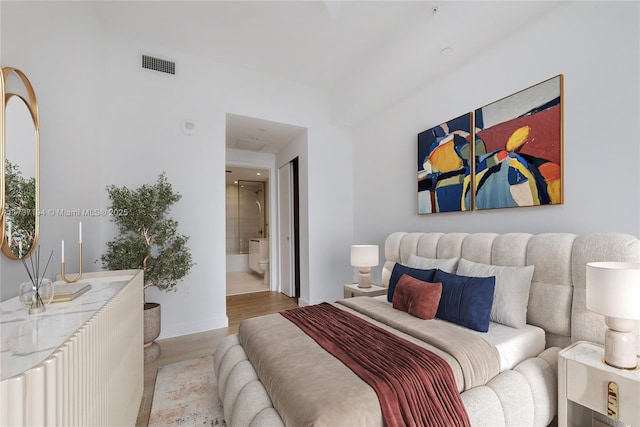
[0,270,144,426]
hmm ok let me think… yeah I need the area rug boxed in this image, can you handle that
[148,355,226,426]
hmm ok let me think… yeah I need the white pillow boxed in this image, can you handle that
[456,258,534,329]
[407,254,459,273]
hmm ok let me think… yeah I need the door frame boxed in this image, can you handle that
[291,158,300,298]
[277,158,300,297]
[225,159,277,291]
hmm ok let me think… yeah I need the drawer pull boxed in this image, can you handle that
[607,381,619,421]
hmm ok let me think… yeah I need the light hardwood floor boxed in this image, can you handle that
[227,270,269,295]
[135,291,298,426]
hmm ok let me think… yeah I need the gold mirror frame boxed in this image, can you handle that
[1,66,39,259]
[0,65,5,246]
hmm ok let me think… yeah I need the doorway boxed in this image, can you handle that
[225,166,270,296]
[224,112,305,301]
[278,158,300,298]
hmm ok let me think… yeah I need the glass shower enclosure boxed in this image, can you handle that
[236,180,266,254]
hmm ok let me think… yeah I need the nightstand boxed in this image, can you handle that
[559,341,640,427]
[343,283,387,298]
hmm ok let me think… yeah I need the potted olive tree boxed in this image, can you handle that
[100,172,194,363]
[4,160,36,257]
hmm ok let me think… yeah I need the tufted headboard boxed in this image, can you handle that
[382,232,640,350]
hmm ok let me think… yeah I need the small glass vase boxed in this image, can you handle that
[19,278,54,314]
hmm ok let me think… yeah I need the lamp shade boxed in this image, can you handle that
[351,245,379,267]
[586,262,640,320]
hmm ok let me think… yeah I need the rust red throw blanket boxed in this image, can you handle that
[281,303,470,427]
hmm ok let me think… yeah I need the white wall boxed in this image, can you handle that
[275,124,355,306]
[0,2,354,337]
[3,1,636,337]
[351,1,640,283]
[306,124,354,303]
[1,2,104,301]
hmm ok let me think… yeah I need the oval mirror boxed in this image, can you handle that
[2,67,39,259]
[0,67,5,245]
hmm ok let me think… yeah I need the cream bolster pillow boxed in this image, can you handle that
[456,258,534,329]
[407,254,459,273]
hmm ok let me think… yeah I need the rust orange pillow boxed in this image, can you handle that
[392,274,443,320]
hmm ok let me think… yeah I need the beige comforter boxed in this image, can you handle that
[238,297,501,427]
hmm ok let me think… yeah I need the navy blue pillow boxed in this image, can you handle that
[433,269,495,332]
[388,264,437,302]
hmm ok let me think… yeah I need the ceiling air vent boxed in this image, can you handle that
[141,54,176,75]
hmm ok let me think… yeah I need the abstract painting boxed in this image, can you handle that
[417,113,473,214]
[473,75,563,210]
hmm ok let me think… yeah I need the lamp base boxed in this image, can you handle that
[603,316,639,369]
[357,267,372,288]
[601,357,639,371]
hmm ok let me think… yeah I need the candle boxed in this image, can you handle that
[61,240,65,263]
[19,241,22,257]
[79,222,82,244]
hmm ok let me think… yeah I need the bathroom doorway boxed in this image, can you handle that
[225,167,270,295]
[225,112,306,301]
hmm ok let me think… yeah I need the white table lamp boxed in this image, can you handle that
[586,262,640,369]
[351,245,379,288]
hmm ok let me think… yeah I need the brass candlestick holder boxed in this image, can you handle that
[61,242,83,283]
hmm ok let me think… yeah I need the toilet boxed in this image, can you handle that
[249,238,270,286]
[258,259,270,286]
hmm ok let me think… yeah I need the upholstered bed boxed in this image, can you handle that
[214,232,640,426]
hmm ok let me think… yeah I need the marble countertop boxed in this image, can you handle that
[0,274,134,381]
[560,341,640,381]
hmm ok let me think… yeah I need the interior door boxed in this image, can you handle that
[278,162,295,297]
